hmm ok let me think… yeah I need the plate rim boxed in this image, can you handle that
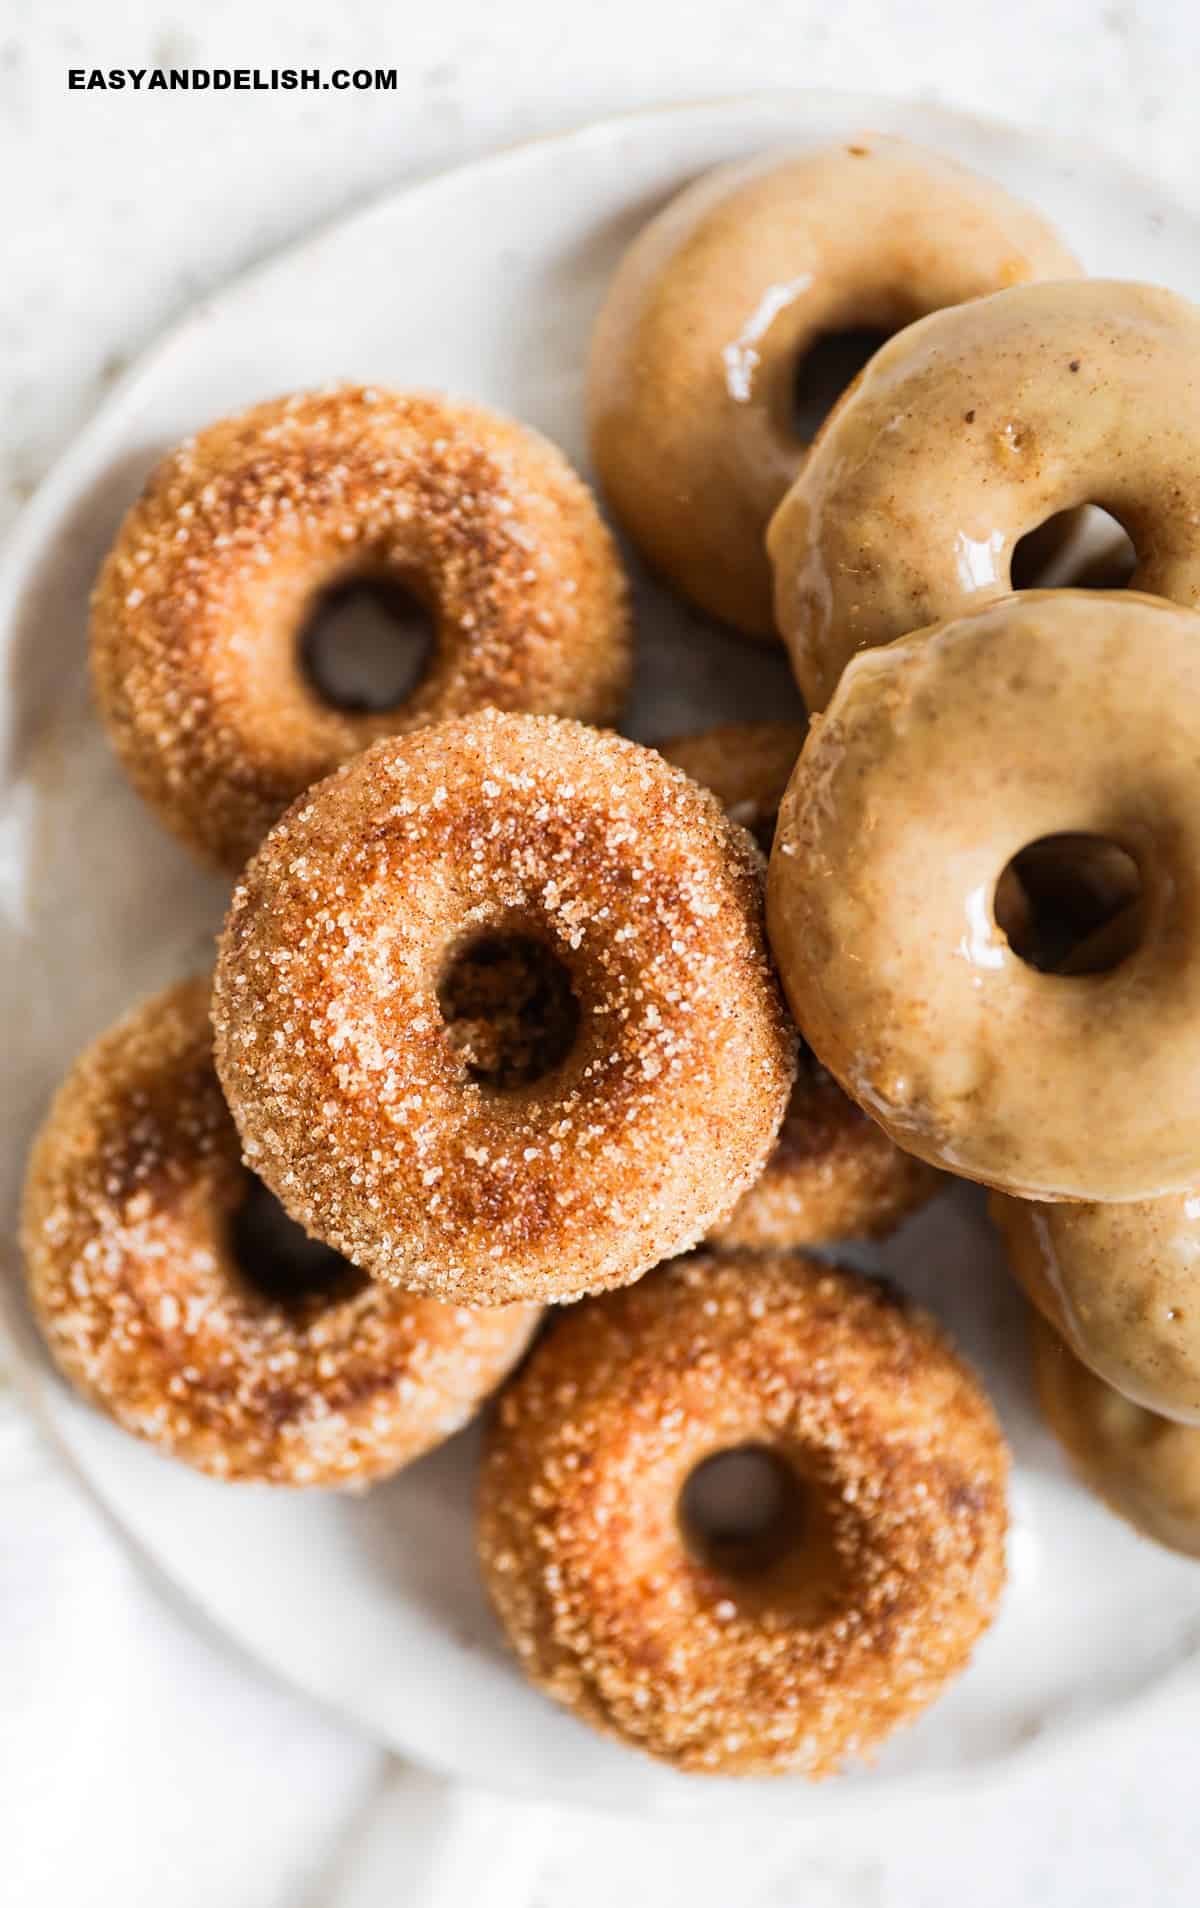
[5,88,1200,1813]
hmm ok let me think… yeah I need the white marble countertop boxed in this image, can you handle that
[4,1,1200,1902]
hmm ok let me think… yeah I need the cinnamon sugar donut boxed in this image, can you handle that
[588,135,1078,637]
[212,711,796,1306]
[769,591,1200,1203]
[92,386,631,870]
[994,1188,1200,1422]
[478,1250,1008,1777]
[659,724,938,1247]
[1031,1313,1200,1557]
[20,979,539,1486]
[770,279,1200,709]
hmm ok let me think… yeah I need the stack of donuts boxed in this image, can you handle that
[22,129,1200,1782]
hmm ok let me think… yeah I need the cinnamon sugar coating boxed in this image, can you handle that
[212,711,796,1306]
[659,724,939,1247]
[479,1251,1008,1777]
[21,979,539,1486]
[91,386,631,870]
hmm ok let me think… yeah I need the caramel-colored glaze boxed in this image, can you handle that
[1031,1312,1200,1556]
[658,723,939,1247]
[995,1190,1200,1422]
[20,979,541,1487]
[479,1251,1008,1776]
[92,387,631,870]
[770,278,1200,710]
[767,591,1200,1203]
[588,136,1078,638]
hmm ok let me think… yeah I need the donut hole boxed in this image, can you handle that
[790,328,892,441]
[300,573,434,712]
[995,833,1144,975]
[1010,507,1137,590]
[229,1176,370,1313]
[437,930,581,1090]
[678,1445,810,1581]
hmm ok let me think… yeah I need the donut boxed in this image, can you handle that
[768,591,1200,1203]
[20,979,540,1486]
[212,711,796,1306]
[587,135,1078,638]
[91,386,631,870]
[1031,1312,1200,1557]
[769,279,1200,710]
[658,723,939,1247]
[478,1249,1008,1777]
[993,1189,1200,1422]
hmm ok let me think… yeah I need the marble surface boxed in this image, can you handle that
[4,0,1200,1902]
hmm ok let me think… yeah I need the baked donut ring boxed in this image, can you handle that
[213,711,796,1306]
[92,386,631,870]
[479,1250,1008,1777]
[994,1189,1200,1422]
[770,279,1200,709]
[1031,1313,1200,1557]
[659,724,939,1247]
[588,135,1078,637]
[768,591,1200,1203]
[20,979,540,1486]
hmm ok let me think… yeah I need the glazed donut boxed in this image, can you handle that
[92,386,631,870]
[993,1189,1200,1422]
[768,591,1200,1203]
[588,135,1078,638]
[770,279,1200,710]
[478,1250,1008,1777]
[658,723,939,1247]
[20,979,540,1486]
[1031,1313,1200,1557]
[212,711,796,1306]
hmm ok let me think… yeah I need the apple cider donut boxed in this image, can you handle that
[768,591,1200,1203]
[20,979,540,1486]
[771,279,1200,709]
[993,1189,1200,1423]
[91,386,631,870]
[212,711,796,1307]
[1031,1313,1200,1557]
[478,1250,1008,1777]
[659,723,938,1247]
[588,135,1078,637]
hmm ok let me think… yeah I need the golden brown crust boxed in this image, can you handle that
[709,1063,940,1250]
[1031,1311,1200,1557]
[770,279,1200,710]
[479,1251,1009,1776]
[91,386,631,870]
[589,136,1078,636]
[658,724,939,1247]
[212,712,797,1306]
[20,979,540,1487]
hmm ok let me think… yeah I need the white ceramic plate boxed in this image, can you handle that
[4,92,1200,1815]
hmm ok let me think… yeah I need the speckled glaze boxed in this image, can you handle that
[769,278,1200,709]
[994,1189,1200,1421]
[767,591,1200,1203]
[1031,1313,1200,1556]
[587,135,1078,638]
